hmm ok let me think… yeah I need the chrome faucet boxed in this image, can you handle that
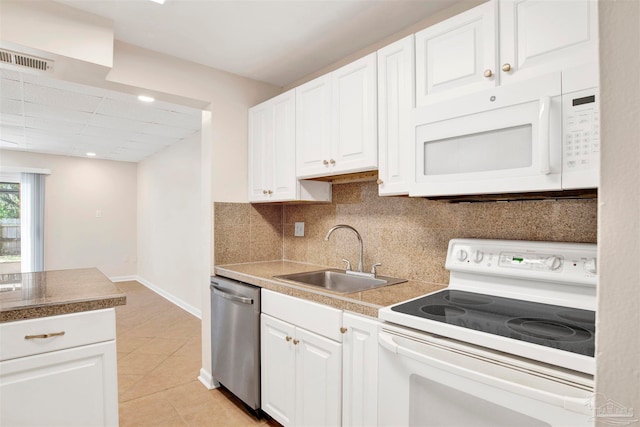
[324,224,364,273]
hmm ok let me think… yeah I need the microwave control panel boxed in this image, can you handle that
[562,87,600,189]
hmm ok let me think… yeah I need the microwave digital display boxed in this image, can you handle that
[572,95,596,106]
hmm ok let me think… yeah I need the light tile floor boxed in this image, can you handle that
[115,281,277,427]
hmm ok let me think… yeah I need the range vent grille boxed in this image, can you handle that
[0,49,53,72]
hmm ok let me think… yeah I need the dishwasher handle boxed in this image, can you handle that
[211,284,254,305]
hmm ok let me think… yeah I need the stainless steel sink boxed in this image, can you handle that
[274,269,407,294]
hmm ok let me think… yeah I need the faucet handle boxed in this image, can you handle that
[341,259,352,271]
[371,263,382,276]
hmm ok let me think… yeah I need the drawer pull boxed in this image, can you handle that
[25,331,66,340]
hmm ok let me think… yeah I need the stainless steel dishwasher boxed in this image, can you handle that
[210,276,261,410]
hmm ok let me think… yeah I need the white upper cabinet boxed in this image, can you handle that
[295,75,333,178]
[249,90,331,203]
[415,0,598,106]
[377,35,415,196]
[499,0,599,85]
[331,53,378,175]
[296,53,378,179]
[415,0,498,106]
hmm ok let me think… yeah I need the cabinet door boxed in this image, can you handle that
[331,52,378,175]
[415,0,498,106]
[261,314,296,427]
[271,90,298,201]
[0,341,118,427]
[377,35,414,196]
[296,74,332,178]
[295,327,342,427]
[248,101,272,202]
[499,0,598,86]
[342,313,379,427]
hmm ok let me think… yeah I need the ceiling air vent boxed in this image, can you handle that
[0,49,53,73]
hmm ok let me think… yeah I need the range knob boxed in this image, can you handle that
[456,249,468,262]
[544,256,562,271]
[472,250,484,263]
[585,258,597,274]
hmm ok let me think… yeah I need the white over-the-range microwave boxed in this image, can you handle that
[411,66,599,197]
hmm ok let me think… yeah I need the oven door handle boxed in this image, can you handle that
[378,331,592,416]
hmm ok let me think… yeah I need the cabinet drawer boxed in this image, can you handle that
[0,309,116,361]
[262,290,343,342]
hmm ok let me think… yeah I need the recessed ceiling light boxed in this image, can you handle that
[138,95,155,103]
[148,0,166,4]
[86,152,97,157]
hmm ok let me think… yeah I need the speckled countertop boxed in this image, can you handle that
[0,268,126,322]
[215,261,446,318]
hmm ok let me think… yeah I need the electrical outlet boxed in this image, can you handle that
[96,210,102,218]
[294,222,305,237]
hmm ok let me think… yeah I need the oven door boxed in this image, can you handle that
[410,73,562,197]
[378,325,594,427]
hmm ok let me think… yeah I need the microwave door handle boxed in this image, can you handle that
[538,96,551,175]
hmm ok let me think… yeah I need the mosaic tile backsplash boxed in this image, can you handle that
[214,181,597,285]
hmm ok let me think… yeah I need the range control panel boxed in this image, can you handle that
[446,239,597,285]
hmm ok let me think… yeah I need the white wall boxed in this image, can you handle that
[596,0,640,419]
[136,131,202,316]
[1,0,282,387]
[0,150,137,278]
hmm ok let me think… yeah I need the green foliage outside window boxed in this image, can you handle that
[0,183,20,219]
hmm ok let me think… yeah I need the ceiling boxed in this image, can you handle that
[0,69,201,162]
[55,0,458,87]
[1,0,460,163]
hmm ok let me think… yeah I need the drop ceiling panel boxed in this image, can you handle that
[95,99,162,122]
[0,78,23,101]
[22,102,95,123]
[88,115,149,133]
[0,113,24,127]
[24,117,85,134]
[1,98,23,115]
[22,73,107,98]
[22,83,104,112]
[0,69,202,162]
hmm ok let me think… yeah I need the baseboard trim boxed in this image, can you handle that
[109,275,138,283]
[198,368,219,390]
[134,275,202,319]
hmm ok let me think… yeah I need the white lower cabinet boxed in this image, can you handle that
[341,313,379,427]
[261,289,381,427]
[261,289,343,426]
[0,309,119,427]
[261,313,341,427]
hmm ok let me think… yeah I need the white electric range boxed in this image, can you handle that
[377,239,597,426]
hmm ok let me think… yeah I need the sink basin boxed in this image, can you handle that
[274,269,407,294]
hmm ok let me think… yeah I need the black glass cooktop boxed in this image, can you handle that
[391,290,595,357]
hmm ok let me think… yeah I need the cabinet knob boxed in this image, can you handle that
[323,160,329,166]
[267,190,273,195]
[376,178,383,185]
[502,63,512,72]
[293,339,300,345]
[483,69,493,78]
[329,159,336,165]
[285,336,292,342]
[340,327,348,334]
[263,190,268,195]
